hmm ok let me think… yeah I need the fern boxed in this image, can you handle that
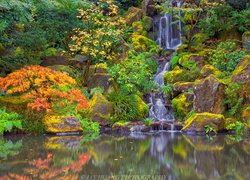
[0,107,22,135]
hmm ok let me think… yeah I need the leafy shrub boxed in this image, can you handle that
[209,41,246,74]
[0,65,89,112]
[107,91,139,122]
[143,118,153,126]
[108,52,157,93]
[170,52,189,68]
[162,84,173,98]
[79,118,100,133]
[224,83,243,117]
[0,107,22,134]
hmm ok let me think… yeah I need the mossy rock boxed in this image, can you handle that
[242,31,250,50]
[164,66,184,84]
[164,66,200,84]
[201,65,221,78]
[232,55,250,102]
[173,82,194,94]
[172,93,193,120]
[194,75,225,114]
[142,16,153,31]
[131,35,158,53]
[43,115,82,133]
[232,55,250,85]
[219,27,242,42]
[179,54,205,69]
[182,113,225,133]
[125,7,143,26]
[134,95,149,120]
[87,92,113,124]
[87,73,111,91]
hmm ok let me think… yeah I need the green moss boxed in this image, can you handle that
[87,92,113,123]
[164,66,200,84]
[142,16,153,31]
[232,55,250,77]
[201,65,221,77]
[172,93,191,120]
[112,121,130,127]
[182,113,225,133]
[132,21,147,36]
[135,95,149,120]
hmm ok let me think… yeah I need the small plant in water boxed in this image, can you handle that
[204,125,217,135]
[143,118,153,126]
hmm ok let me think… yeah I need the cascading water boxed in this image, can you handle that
[148,0,183,122]
[154,1,183,50]
[148,60,175,122]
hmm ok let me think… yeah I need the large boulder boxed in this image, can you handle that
[194,75,225,114]
[87,92,113,124]
[242,31,250,50]
[182,113,225,133]
[125,7,143,26]
[43,116,83,133]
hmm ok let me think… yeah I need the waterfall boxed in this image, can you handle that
[154,0,183,50]
[148,0,183,122]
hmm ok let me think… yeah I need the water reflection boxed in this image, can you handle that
[0,133,249,179]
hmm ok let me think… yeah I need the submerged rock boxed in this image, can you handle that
[182,113,225,133]
[43,116,83,133]
[87,92,113,124]
[194,75,225,114]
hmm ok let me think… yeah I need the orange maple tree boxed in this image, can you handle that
[0,65,89,112]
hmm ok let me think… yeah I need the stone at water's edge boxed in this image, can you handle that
[194,75,225,114]
[43,116,83,133]
[182,113,225,133]
[87,92,113,124]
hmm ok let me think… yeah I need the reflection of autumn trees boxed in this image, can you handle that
[1,152,91,180]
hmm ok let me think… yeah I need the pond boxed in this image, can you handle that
[0,132,249,179]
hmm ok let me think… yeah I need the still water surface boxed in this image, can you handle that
[0,132,249,179]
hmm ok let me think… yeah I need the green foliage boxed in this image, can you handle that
[0,0,82,73]
[143,118,153,126]
[170,52,189,68]
[172,94,190,120]
[204,125,217,134]
[0,139,22,160]
[0,107,22,135]
[209,41,246,74]
[226,120,245,135]
[79,117,100,133]
[108,52,157,93]
[90,87,104,96]
[107,91,139,122]
[162,84,173,98]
